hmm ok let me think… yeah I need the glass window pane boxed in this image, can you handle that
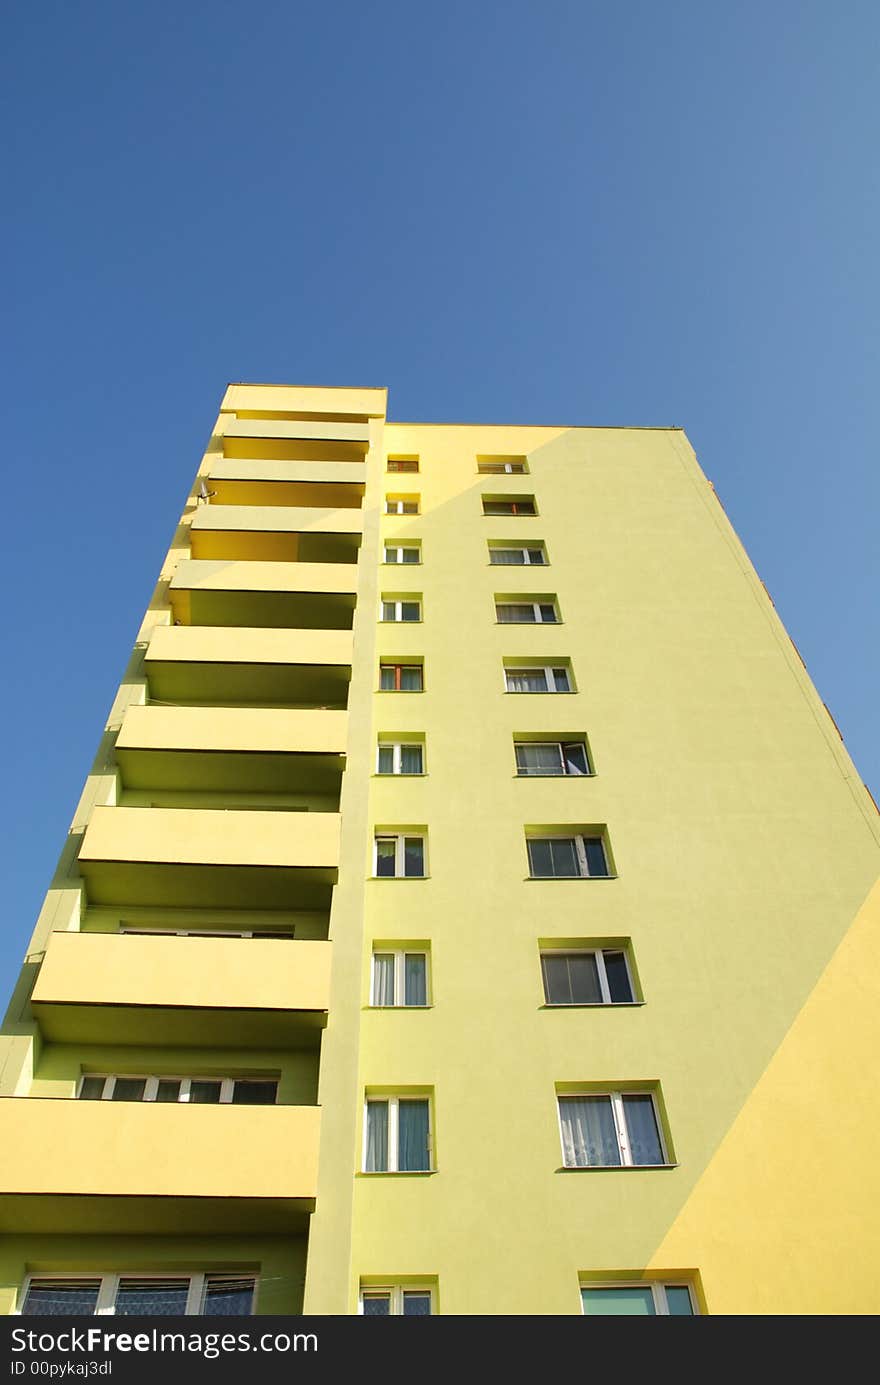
[190,1080,223,1104]
[526,549,545,564]
[562,743,589,775]
[404,954,427,1006]
[584,837,609,876]
[403,838,425,876]
[517,500,536,514]
[401,548,419,564]
[622,1096,664,1165]
[507,668,548,692]
[603,951,633,1003]
[664,1286,695,1316]
[538,605,557,622]
[400,666,422,691]
[155,1080,182,1103]
[516,743,563,775]
[497,604,535,623]
[402,1292,432,1315]
[78,1077,105,1100]
[398,1099,430,1171]
[373,954,395,1006]
[115,1279,190,1316]
[380,666,396,690]
[23,1279,101,1316]
[375,839,397,876]
[111,1078,147,1102]
[490,548,524,565]
[202,1277,256,1316]
[400,744,423,774]
[559,1096,621,1166]
[362,1294,391,1316]
[365,1101,389,1171]
[542,954,574,1004]
[384,547,398,562]
[567,954,603,1004]
[527,839,553,876]
[529,838,579,876]
[551,667,570,691]
[232,1080,277,1105]
[581,1286,655,1316]
[377,745,395,774]
[483,501,510,514]
[400,603,420,622]
[381,602,396,621]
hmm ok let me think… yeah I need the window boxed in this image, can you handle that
[527,834,611,878]
[504,665,572,693]
[120,927,296,939]
[581,1282,696,1316]
[377,742,424,775]
[387,457,419,473]
[558,1091,668,1167]
[384,545,421,564]
[77,1076,278,1104]
[371,949,429,1006]
[541,950,634,1005]
[495,600,558,624]
[20,1273,256,1317]
[374,834,426,878]
[381,598,421,623]
[385,495,419,514]
[379,663,423,691]
[489,544,547,566]
[364,1095,432,1171]
[360,1284,434,1315]
[477,455,528,474]
[514,740,590,776]
[482,495,536,516]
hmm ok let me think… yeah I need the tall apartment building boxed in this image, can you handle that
[1,383,878,1318]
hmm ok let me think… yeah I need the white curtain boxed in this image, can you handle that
[365,1101,389,1171]
[373,954,395,1006]
[559,1096,620,1166]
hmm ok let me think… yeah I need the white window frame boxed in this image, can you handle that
[495,601,558,624]
[580,1281,697,1316]
[477,459,527,474]
[385,496,420,514]
[558,1090,669,1168]
[504,665,572,693]
[380,599,422,623]
[540,948,634,1006]
[514,740,591,776]
[383,545,421,564]
[362,1094,433,1172]
[373,834,426,878]
[370,949,430,1006]
[17,1272,257,1317]
[376,742,425,775]
[488,545,546,565]
[527,833,610,878]
[358,1284,435,1315]
[76,1075,278,1104]
[379,662,424,691]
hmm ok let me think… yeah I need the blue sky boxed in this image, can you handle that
[2,1,878,995]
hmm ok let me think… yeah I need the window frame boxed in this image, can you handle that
[119,927,296,940]
[370,949,430,1007]
[488,544,547,566]
[384,495,420,515]
[379,663,423,692]
[477,458,528,475]
[526,833,611,879]
[376,742,425,775]
[373,833,426,878]
[380,598,422,623]
[386,457,420,473]
[540,948,635,1006]
[383,545,421,565]
[514,740,592,777]
[362,1094,433,1173]
[580,1281,697,1316]
[481,495,537,517]
[495,600,558,624]
[75,1075,279,1104]
[557,1090,670,1168]
[358,1284,435,1315]
[17,1272,257,1317]
[504,665,572,693]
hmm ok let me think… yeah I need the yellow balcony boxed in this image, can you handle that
[221,383,386,419]
[115,705,347,794]
[31,931,331,1048]
[191,504,362,562]
[78,806,341,908]
[169,559,358,628]
[0,1097,320,1233]
[207,457,365,509]
[144,625,353,706]
[220,417,369,465]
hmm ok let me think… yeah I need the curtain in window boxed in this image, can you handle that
[22,1280,101,1316]
[490,549,524,565]
[398,1099,430,1170]
[400,745,423,774]
[380,667,396,690]
[551,667,570,691]
[190,1080,223,1103]
[562,743,588,775]
[375,839,397,877]
[404,954,427,1005]
[497,604,536,623]
[581,1287,655,1316]
[403,838,424,876]
[373,954,395,1006]
[401,549,419,564]
[516,743,563,775]
[622,1096,664,1165]
[559,1096,621,1166]
[377,745,395,773]
[115,1280,190,1315]
[506,669,547,693]
[156,1080,182,1102]
[365,1101,389,1171]
[400,667,422,691]
[78,1077,105,1100]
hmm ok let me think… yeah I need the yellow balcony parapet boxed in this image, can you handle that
[79,806,340,872]
[117,705,348,757]
[192,505,363,536]
[208,459,366,486]
[145,624,354,669]
[220,384,386,418]
[143,626,354,707]
[221,418,370,445]
[170,560,359,599]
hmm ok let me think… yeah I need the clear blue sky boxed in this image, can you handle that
[2,1,878,995]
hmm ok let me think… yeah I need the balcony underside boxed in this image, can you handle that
[222,437,365,463]
[78,860,336,909]
[0,1194,314,1236]
[116,748,346,794]
[31,1001,326,1050]
[170,589,356,629]
[190,529,361,563]
[221,416,370,445]
[145,660,351,707]
[209,479,364,509]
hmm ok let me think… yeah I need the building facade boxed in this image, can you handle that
[1,383,878,1316]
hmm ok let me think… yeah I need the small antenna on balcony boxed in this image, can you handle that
[197,479,217,504]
